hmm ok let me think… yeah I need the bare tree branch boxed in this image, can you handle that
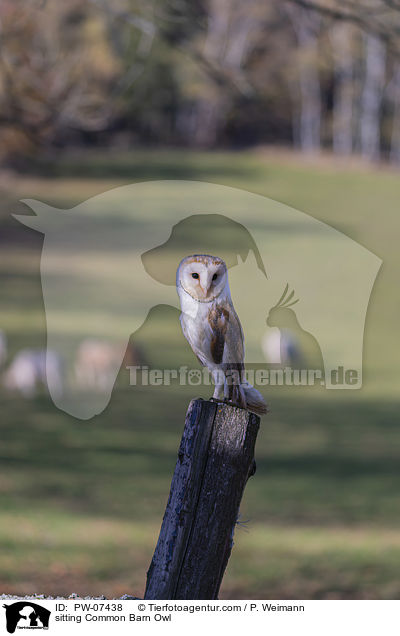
[284,0,400,55]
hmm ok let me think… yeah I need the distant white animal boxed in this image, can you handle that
[3,349,63,397]
[74,339,145,391]
[261,329,282,363]
[176,254,267,415]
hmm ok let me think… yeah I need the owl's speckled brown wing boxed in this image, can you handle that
[179,299,245,370]
[208,302,244,366]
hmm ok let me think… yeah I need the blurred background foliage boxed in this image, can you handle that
[0,0,399,600]
[2,0,400,163]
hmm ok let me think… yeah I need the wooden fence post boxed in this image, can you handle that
[144,398,260,600]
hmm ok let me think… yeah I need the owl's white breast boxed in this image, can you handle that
[177,284,232,368]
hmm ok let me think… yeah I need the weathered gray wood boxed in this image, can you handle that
[144,398,260,600]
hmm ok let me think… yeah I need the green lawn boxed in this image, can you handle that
[0,149,399,598]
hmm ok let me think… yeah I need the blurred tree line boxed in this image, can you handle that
[1,0,400,165]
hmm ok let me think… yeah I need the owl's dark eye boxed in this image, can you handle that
[192,273,199,279]
[212,273,218,281]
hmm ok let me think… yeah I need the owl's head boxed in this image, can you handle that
[177,254,228,302]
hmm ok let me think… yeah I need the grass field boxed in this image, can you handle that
[0,149,399,598]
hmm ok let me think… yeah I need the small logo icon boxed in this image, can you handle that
[3,602,51,633]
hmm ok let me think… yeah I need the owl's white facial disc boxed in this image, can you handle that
[177,255,228,302]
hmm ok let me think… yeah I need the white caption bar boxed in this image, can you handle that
[1,599,398,636]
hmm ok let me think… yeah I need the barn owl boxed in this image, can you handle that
[176,254,267,415]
